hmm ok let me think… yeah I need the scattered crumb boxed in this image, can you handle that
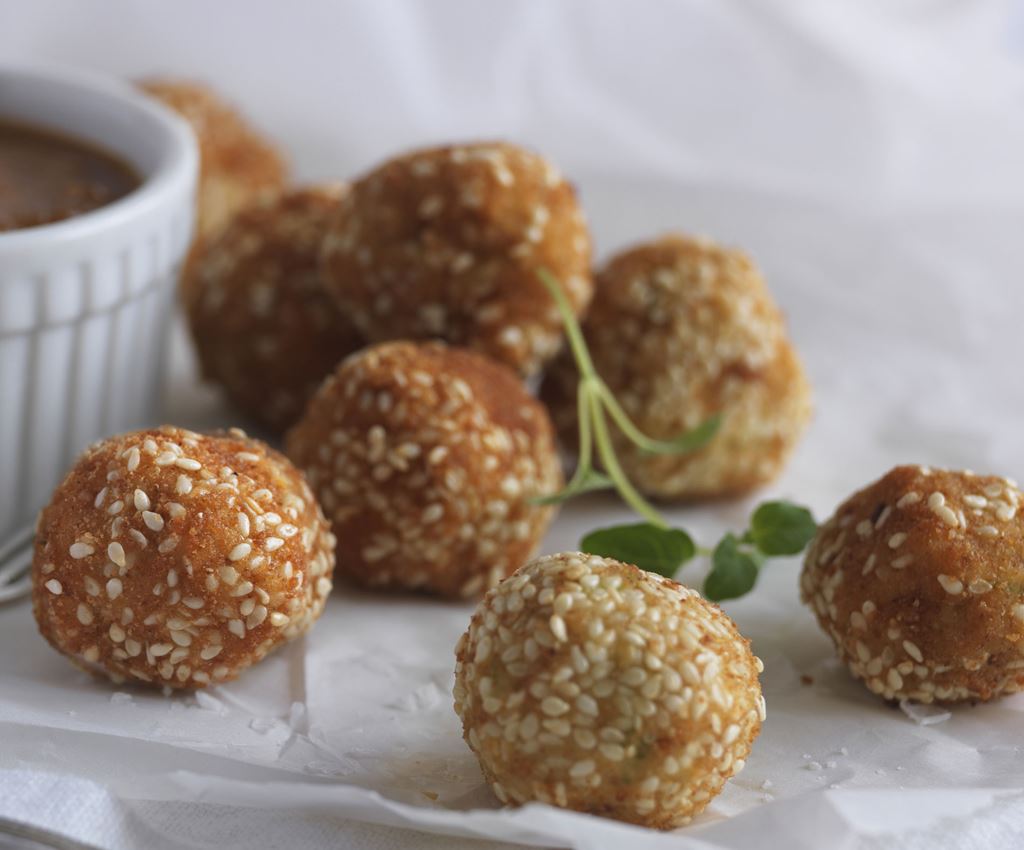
[805,761,823,771]
[110,692,133,706]
[422,790,439,801]
[800,674,814,686]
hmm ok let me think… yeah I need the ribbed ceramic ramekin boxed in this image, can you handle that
[0,65,198,543]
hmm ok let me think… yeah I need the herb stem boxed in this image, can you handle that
[589,390,667,529]
[538,269,597,379]
[561,379,597,495]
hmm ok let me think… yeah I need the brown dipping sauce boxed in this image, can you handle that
[0,120,140,232]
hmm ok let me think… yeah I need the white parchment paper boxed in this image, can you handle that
[3,1,1024,848]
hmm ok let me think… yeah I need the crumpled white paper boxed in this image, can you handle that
[3,1,1024,848]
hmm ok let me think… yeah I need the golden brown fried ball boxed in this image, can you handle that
[185,185,365,433]
[32,426,334,689]
[454,552,765,828]
[320,141,592,376]
[286,341,562,597]
[802,465,1024,703]
[140,79,287,241]
[541,234,811,500]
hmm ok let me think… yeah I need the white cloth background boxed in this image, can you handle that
[2,1,1024,848]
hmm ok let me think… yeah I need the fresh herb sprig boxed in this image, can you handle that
[536,269,817,601]
[533,268,720,527]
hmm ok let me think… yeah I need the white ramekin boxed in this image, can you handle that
[0,65,198,543]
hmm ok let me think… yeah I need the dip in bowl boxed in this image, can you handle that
[0,64,198,542]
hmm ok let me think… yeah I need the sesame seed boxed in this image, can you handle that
[109,623,125,642]
[996,502,1016,522]
[541,696,570,716]
[45,579,62,595]
[599,743,625,761]
[874,506,893,529]
[891,554,914,569]
[69,542,94,559]
[133,489,150,511]
[937,574,963,595]
[107,542,126,567]
[107,500,124,515]
[977,525,1000,537]
[200,645,223,660]
[126,447,140,471]
[422,504,444,524]
[231,580,253,597]
[219,566,238,584]
[228,620,246,638]
[263,537,284,552]
[569,760,595,778]
[888,533,907,549]
[76,604,93,625]
[474,636,492,663]
[549,614,568,642]
[270,612,289,627]
[968,579,993,594]
[106,578,123,599]
[896,491,921,508]
[887,669,903,691]
[175,475,193,495]
[903,640,924,663]
[228,543,252,561]
[963,495,988,509]
[93,487,108,509]
[150,643,173,657]
[176,458,202,471]
[855,520,873,538]
[142,511,164,531]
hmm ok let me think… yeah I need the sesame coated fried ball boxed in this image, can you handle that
[286,341,562,597]
[454,553,764,828]
[32,426,334,689]
[320,142,593,376]
[140,79,287,243]
[802,465,1024,704]
[541,234,812,500]
[185,186,365,433]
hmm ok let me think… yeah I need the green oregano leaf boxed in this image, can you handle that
[704,533,760,601]
[748,501,818,556]
[580,523,696,578]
